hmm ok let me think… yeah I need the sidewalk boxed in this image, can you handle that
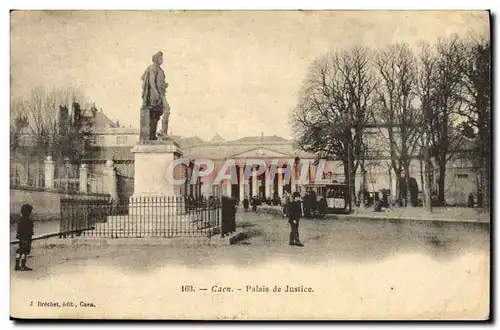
[256,205,490,223]
[347,206,490,223]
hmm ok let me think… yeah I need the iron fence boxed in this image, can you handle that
[10,161,45,189]
[60,196,225,238]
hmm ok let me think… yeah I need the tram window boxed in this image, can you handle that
[332,190,343,198]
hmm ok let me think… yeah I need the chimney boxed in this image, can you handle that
[57,105,69,131]
[72,102,81,124]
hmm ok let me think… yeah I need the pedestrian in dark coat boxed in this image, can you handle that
[15,204,34,271]
[468,193,475,208]
[251,196,257,212]
[317,196,327,218]
[243,196,249,212]
[288,192,304,247]
[303,191,312,218]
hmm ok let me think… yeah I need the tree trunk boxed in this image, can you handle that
[424,149,433,212]
[343,160,350,207]
[393,168,401,206]
[404,164,411,208]
[387,164,393,205]
[482,155,490,212]
[419,155,425,208]
[351,168,356,210]
[360,155,366,208]
[343,160,355,211]
[437,164,446,206]
[478,116,490,212]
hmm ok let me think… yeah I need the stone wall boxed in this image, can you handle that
[10,186,109,222]
[10,187,61,221]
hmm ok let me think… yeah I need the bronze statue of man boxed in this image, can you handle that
[141,51,171,140]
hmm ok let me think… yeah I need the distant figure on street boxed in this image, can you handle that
[303,189,313,218]
[288,192,304,247]
[317,196,327,218]
[468,193,475,208]
[243,196,249,212]
[251,196,257,212]
[15,204,34,271]
[282,191,291,217]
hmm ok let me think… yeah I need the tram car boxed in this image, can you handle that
[304,182,350,214]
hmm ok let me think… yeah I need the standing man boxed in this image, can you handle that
[141,51,171,140]
[288,192,304,247]
[243,195,249,212]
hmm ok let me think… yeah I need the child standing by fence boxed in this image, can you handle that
[14,204,34,271]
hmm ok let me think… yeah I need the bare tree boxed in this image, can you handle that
[416,42,438,211]
[10,98,29,153]
[292,46,375,205]
[10,87,95,164]
[414,37,467,206]
[372,43,422,207]
[456,35,491,211]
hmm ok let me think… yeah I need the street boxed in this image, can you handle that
[10,212,490,320]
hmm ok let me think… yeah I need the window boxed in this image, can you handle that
[456,174,469,179]
[116,136,128,145]
[460,158,470,168]
[95,136,105,145]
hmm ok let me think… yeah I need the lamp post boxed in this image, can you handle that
[347,144,352,213]
[294,156,300,193]
[332,116,354,213]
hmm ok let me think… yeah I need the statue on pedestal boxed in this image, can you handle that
[140,51,171,141]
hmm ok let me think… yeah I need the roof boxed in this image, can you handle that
[210,134,225,143]
[179,136,204,146]
[181,143,314,160]
[230,135,290,143]
[90,111,117,128]
[168,135,183,143]
[94,126,139,135]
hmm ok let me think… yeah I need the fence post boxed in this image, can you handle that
[104,160,118,200]
[219,196,223,238]
[44,155,55,189]
[79,164,89,194]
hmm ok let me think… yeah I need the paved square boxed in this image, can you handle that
[10,212,489,319]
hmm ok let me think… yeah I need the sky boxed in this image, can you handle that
[10,10,489,141]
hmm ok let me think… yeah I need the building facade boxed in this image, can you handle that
[90,110,479,206]
[11,108,480,206]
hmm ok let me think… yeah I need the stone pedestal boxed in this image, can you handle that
[44,156,55,189]
[129,139,184,216]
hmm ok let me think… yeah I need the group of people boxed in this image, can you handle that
[184,195,220,212]
[281,189,327,219]
[241,195,261,212]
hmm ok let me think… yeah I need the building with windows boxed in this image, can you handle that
[88,111,479,206]
[11,107,480,206]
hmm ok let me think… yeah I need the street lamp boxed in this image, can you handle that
[347,144,352,213]
[294,156,300,192]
